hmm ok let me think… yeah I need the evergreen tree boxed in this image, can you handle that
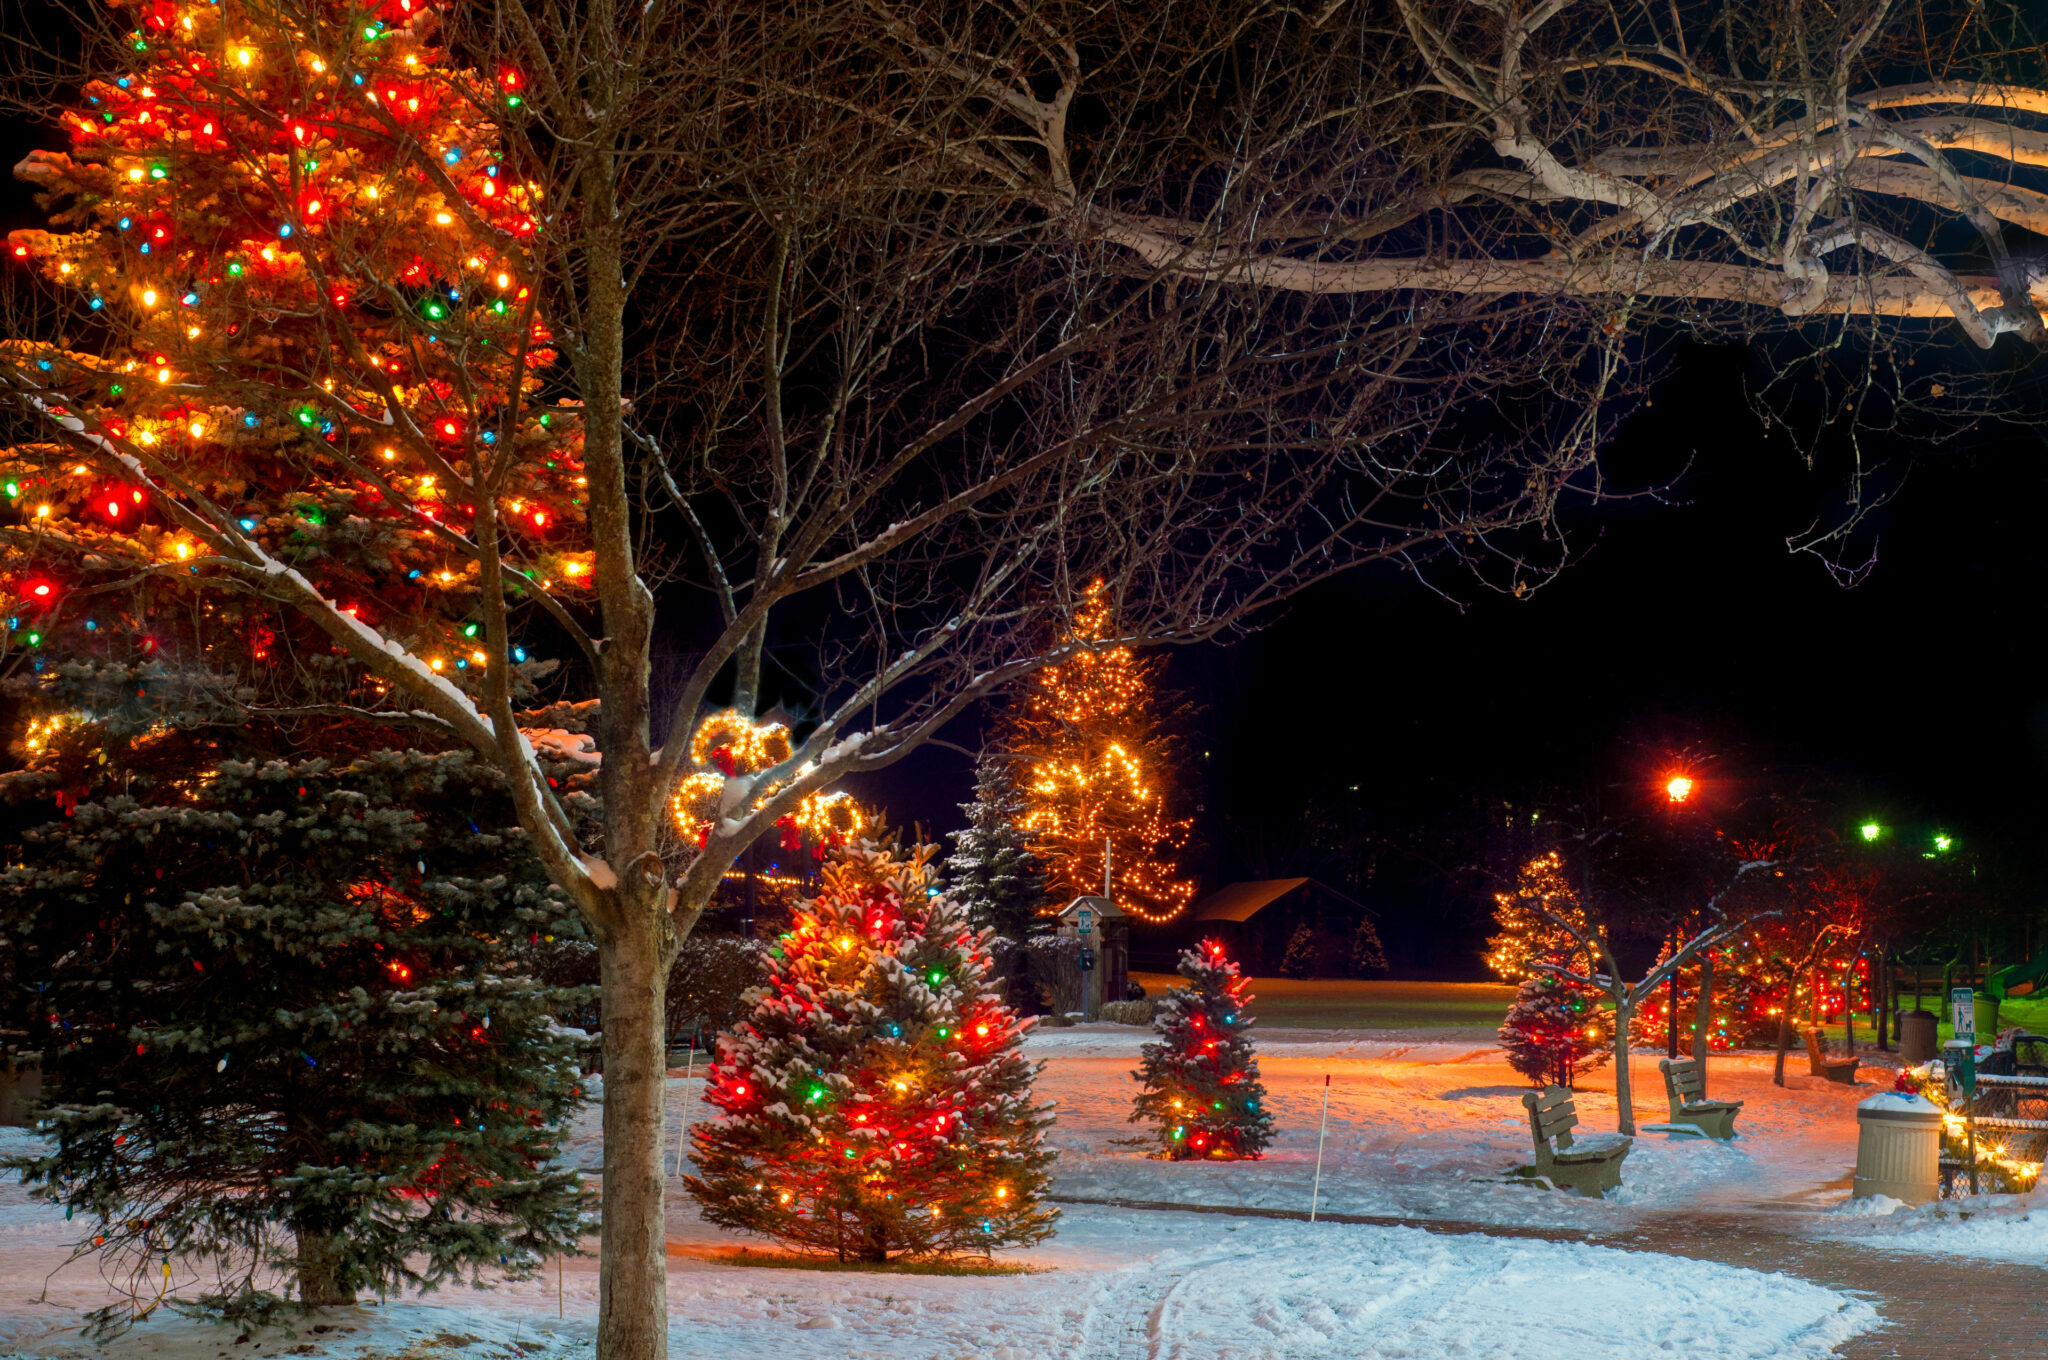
[0,701,592,1330]
[1131,941,1273,1160]
[944,755,1048,961]
[1485,851,1594,981]
[1002,582,1195,922]
[1350,916,1390,977]
[685,840,1056,1262]
[1279,923,1319,978]
[1498,963,1612,1089]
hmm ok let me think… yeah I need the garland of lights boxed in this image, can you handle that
[670,709,864,853]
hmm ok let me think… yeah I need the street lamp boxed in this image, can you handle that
[1665,775,1694,804]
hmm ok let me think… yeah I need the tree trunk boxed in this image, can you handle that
[1611,996,1637,1136]
[295,1229,356,1309]
[1773,1009,1792,1087]
[1692,957,1715,1096]
[597,924,674,1360]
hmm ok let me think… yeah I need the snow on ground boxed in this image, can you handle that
[0,1035,1895,1357]
[1030,1027,1872,1229]
[1815,1189,2048,1264]
[0,1198,1875,1360]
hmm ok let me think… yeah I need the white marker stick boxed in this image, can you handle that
[1309,1074,1332,1222]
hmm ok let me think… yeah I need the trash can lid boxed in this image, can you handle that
[1857,1091,1943,1123]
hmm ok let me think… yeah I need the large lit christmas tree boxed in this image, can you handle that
[2,0,584,722]
[684,840,1057,1262]
[0,697,591,1330]
[1485,851,1595,982]
[1131,941,1274,1159]
[1002,582,1194,922]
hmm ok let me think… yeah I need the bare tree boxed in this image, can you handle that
[3,2,2046,1355]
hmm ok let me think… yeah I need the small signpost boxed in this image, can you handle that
[1947,987,1978,1194]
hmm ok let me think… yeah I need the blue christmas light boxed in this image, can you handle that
[239,518,256,531]
[243,414,259,427]
[444,148,462,164]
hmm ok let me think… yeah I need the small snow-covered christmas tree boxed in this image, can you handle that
[1280,923,1319,978]
[945,755,1048,961]
[685,839,1057,1262]
[1351,916,1390,977]
[1131,940,1274,1159]
[1498,961,1612,1089]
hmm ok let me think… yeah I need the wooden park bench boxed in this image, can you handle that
[1520,1086,1631,1197]
[1805,1027,1858,1085]
[1656,1057,1743,1138]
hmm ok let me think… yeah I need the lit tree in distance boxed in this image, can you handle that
[1499,961,1612,1089]
[1486,852,1593,982]
[1007,582,1194,923]
[684,840,1056,1262]
[1131,941,1274,1160]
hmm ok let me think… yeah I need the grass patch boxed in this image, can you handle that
[700,1247,1041,1276]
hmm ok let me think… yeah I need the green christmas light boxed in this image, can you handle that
[1860,822,1882,842]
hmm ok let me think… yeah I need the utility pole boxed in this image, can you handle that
[1104,837,1112,900]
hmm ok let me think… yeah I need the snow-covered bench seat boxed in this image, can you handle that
[1521,1086,1631,1197]
[1657,1056,1743,1138]
[1804,1028,1858,1085]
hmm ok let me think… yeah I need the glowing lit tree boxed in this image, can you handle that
[1131,941,1273,1160]
[0,703,590,1328]
[684,840,1056,1262]
[1499,959,1612,1089]
[1004,583,1194,923]
[1485,851,1594,982]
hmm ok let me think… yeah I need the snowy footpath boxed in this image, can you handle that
[6,1030,2043,1358]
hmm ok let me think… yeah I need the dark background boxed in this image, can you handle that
[860,341,2048,976]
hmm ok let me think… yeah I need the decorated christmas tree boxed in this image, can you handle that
[0,697,592,1330]
[1485,851,1594,982]
[1131,941,1274,1159]
[1,0,585,737]
[1498,962,1613,1088]
[1002,582,1195,922]
[684,839,1057,1262]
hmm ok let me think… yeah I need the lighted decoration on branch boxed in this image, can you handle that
[669,709,864,853]
[1130,940,1274,1160]
[0,0,586,696]
[684,839,1057,1261]
[1004,582,1194,923]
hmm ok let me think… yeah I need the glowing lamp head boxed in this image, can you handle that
[1664,774,1693,803]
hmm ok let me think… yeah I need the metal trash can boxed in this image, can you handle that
[1853,1091,1942,1205]
[1898,1009,1938,1065]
